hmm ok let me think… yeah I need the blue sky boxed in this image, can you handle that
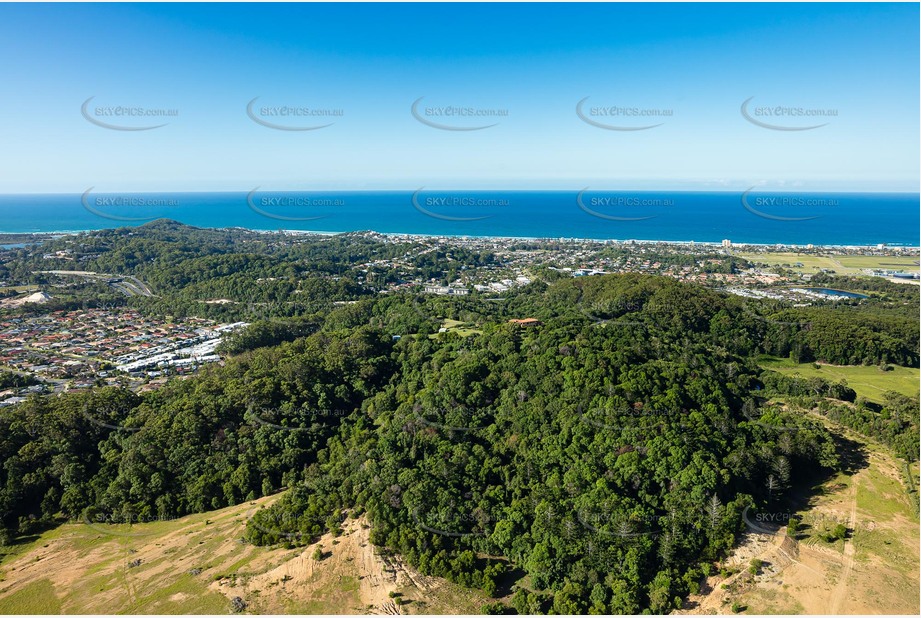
[0,2,917,192]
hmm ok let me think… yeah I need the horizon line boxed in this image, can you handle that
[1,188,919,196]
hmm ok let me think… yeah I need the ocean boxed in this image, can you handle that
[0,190,918,246]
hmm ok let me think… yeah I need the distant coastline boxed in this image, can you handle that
[1,222,918,251]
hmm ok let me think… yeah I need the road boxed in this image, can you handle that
[35,271,155,297]
[828,481,859,614]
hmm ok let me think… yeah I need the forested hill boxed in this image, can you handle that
[0,272,916,613]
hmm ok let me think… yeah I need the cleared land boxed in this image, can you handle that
[431,319,482,338]
[758,356,920,403]
[736,252,920,276]
[0,496,492,615]
[836,256,921,271]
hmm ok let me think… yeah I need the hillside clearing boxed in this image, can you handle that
[758,356,920,403]
[0,496,491,614]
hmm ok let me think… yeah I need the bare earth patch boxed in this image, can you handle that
[0,496,489,614]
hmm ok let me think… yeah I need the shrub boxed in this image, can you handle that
[480,602,508,615]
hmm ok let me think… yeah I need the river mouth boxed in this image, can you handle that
[805,287,869,299]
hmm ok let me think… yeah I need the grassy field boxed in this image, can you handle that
[0,495,492,615]
[736,252,920,276]
[432,318,482,338]
[758,356,920,403]
[0,579,62,614]
[737,252,839,272]
[0,498,264,614]
[836,255,920,271]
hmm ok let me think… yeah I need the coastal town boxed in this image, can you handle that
[0,307,246,406]
[353,232,919,297]
[0,230,917,409]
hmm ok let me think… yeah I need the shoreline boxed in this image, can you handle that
[0,224,918,251]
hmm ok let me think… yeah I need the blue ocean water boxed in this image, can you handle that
[0,190,917,246]
[806,288,870,299]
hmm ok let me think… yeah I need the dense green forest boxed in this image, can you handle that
[0,224,917,613]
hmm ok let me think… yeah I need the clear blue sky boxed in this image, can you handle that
[0,2,917,192]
